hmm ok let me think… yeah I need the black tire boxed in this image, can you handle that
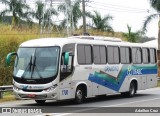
[35,100,46,104]
[121,82,136,97]
[74,87,85,104]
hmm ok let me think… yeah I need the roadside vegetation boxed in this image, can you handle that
[0,24,67,86]
[0,92,15,103]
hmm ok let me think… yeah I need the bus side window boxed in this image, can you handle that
[120,47,131,64]
[93,45,107,64]
[107,46,120,64]
[142,48,150,64]
[132,47,142,64]
[77,44,92,64]
[150,48,157,64]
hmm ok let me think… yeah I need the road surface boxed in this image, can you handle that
[0,87,160,116]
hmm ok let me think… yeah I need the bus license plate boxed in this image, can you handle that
[28,94,36,98]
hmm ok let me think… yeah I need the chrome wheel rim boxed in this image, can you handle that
[76,89,83,100]
[130,84,135,95]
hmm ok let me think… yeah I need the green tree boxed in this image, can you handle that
[31,1,58,27]
[34,1,44,26]
[0,0,30,26]
[142,0,160,49]
[86,11,113,32]
[123,24,141,42]
[58,0,82,31]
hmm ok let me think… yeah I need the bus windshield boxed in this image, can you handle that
[13,47,60,81]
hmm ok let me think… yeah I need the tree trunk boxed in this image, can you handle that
[12,11,18,27]
[12,16,15,27]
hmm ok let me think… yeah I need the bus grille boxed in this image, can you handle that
[19,94,47,99]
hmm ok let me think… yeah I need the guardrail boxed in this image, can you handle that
[0,85,13,98]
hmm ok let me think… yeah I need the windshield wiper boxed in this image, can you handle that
[31,56,43,79]
[21,56,32,79]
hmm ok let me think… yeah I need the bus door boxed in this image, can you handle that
[59,44,75,100]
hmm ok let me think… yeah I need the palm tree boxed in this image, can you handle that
[58,0,82,32]
[123,24,141,42]
[86,11,113,32]
[0,0,30,26]
[142,0,160,49]
[34,1,44,26]
[32,1,58,28]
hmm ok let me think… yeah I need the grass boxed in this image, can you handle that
[0,95,15,103]
[0,92,15,103]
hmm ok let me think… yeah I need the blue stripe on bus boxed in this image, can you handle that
[88,65,157,91]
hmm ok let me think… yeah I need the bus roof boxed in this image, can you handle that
[19,36,157,48]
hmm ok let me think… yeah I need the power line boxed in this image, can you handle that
[87,2,149,13]
[89,3,147,12]
[87,5,153,14]
[91,1,148,11]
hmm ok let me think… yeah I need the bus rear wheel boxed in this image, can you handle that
[74,87,85,104]
[121,82,136,97]
[35,100,46,104]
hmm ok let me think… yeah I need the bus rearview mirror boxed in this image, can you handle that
[64,52,69,65]
[6,52,17,66]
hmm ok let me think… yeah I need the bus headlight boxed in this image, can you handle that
[44,84,57,92]
[13,85,21,91]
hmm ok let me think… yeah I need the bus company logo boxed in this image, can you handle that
[20,85,28,90]
[104,66,119,72]
[29,86,32,89]
[127,65,142,75]
[127,65,132,75]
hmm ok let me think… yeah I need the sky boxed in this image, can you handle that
[87,0,158,38]
[0,0,158,38]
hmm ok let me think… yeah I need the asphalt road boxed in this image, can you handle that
[0,87,160,116]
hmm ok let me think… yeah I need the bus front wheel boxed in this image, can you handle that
[74,87,85,104]
[35,100,46,104]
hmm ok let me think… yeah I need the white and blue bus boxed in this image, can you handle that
[6,36,158,104]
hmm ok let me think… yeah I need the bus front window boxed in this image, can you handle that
[13,47,60,83]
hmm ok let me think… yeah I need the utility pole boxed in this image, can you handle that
[82,0,86,34]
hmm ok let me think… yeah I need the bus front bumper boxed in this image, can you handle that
[13,88,58,100]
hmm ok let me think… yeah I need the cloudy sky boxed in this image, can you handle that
[0,0,158,38]
[88,0,158,38]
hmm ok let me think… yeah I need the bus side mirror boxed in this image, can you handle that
[6,52,17,66]
[64,52,69,65]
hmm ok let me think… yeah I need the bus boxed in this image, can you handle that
[6,36,158,104]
